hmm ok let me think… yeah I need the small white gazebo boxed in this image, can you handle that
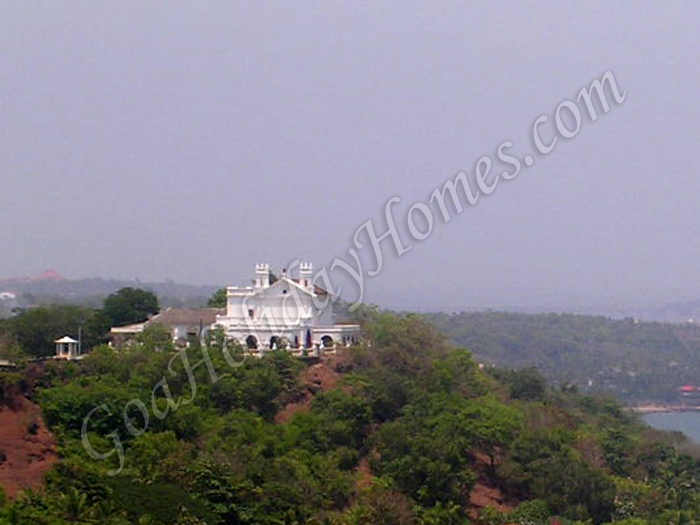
[55,336,80,360]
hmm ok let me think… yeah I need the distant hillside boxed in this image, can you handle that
[425,311,700,403]
[641,299,700,323]
[0,269,66,286]
[0,270,220,311]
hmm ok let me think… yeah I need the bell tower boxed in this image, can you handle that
[299,262,313,288]
[254,263,270,288]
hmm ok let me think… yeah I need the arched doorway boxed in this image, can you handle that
[270,336,281,349]
[321,335,333,348]
[245,335,258,349]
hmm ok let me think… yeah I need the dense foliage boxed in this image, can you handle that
[426,311,700,402]
[1,314,700,524]
[103,287,159,327]
[0,287,157,359]
[0,305,110,358]
[207,289,227,309]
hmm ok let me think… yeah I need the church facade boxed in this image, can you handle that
[214,263,360,355]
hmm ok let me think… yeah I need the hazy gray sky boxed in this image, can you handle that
[2,2,699,313]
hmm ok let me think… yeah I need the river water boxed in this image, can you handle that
[643,412,700,444]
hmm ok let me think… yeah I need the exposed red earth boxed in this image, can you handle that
[0,382,57,499]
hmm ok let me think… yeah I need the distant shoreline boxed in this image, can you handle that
[628,404,700,414]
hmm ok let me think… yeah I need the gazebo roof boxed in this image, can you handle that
[55,336,78,344]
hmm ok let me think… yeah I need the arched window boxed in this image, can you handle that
[305,329,312,348]
[245,335,258,349]
[270,336,280,349]
[321,335,333,348]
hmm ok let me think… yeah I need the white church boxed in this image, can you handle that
[214,263,360,355]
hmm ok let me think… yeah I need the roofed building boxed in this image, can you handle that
[55,336,81,360]
[214,263,361,355]
[109,307,224,347]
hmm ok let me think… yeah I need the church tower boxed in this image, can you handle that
[254,263,270,288]
[299,262,313,289]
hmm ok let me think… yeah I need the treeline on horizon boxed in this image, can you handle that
[425,311,700,403]
[0,277,219,318]
[2,313,700,524]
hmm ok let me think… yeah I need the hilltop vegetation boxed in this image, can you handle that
[425,311,700,403]
[6,292,700,405]
[0,288,160,358]
[0,314,700,524]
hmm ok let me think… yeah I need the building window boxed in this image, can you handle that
[248,309,254,319]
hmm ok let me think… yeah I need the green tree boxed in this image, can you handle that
[342,483,417,524]
[7,305,108,357]
[103,288,159,327]
[506,367,547,401]
[498,429,616,523]
[207,288,227,308]
[137,323,174,352]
